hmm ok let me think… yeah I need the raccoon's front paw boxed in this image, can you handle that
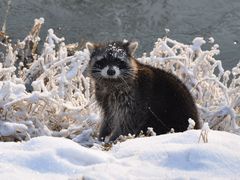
[98,131,110,142]
[108,131,121,143]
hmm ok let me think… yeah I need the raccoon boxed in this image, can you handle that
[86,40,201,142]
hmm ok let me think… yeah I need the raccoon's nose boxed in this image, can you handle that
[107,68,116,76]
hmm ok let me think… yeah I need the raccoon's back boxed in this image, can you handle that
[135,61,200,133]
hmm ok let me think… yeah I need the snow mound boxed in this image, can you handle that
[0,130,240,179]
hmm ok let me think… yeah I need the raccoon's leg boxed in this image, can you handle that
[109,122,140,142]
[108,127,122,142]
[98,119,112,141]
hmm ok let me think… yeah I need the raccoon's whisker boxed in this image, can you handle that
[90,69,101,72]
[122,72,137,79]
[91,71,101,75]
[120,77,131,90]
[127,69,138,75]
[132,68,145,71]
[125,71,136,76]
[122,75,136,80]
[93,75,104,82]
[90,67,101,70]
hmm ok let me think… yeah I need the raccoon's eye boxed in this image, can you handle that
[115,59,127,69]
[120,63,127,69]
[94,61,104,69]
[115,58,124,62]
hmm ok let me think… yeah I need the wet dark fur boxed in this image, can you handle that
[87,41,200,142]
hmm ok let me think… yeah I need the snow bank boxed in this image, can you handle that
[0,130,239,179]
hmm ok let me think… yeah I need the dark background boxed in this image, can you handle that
[1,0,240,69]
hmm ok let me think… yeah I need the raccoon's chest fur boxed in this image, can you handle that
[97,84,137,126]
[96,81,144,135]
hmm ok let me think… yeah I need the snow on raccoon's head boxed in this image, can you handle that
[86,40,138,80]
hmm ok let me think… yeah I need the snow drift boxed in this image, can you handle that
[0,130,239,179]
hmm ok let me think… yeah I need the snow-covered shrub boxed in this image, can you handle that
[0,18,239,142]
[0,18,99,141]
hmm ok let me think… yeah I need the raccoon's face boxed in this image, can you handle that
[86,41,138,81]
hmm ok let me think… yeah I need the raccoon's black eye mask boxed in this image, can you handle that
[93,57,128,70]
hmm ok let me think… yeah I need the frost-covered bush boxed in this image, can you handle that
[0,18,239,142]
[0,18,99,142]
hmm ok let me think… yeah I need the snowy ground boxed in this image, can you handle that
[0,130,240,180]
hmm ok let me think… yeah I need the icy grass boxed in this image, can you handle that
[0,18,239,142]
[0,130,240,179]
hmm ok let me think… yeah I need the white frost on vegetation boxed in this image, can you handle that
[0,18,98,142]
[0,18,239,143]
[187,118,196,130]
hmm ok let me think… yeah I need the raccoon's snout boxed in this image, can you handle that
[107,68,116,76]
[101,66,120,78]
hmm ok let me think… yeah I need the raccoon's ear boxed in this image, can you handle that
[86,42,95,54]
[128,41,138,56]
